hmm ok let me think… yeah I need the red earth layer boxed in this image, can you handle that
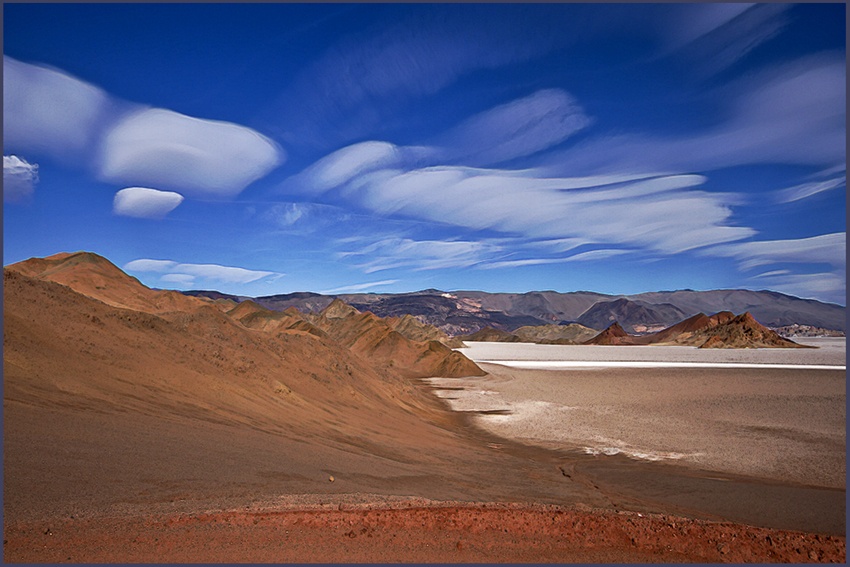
[4,504,845,563]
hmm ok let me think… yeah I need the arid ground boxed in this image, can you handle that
[3,261,846,563]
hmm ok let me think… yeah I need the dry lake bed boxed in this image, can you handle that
[428,339,846,489]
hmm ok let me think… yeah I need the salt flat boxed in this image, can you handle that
[429,339,846,489]
[458,337,846,366]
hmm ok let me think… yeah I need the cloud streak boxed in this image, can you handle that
[340,237,501,273]
[320,279,400,294]
[663,4,789,77]
[548,55,845,177]
[705,232,846,270]
[265,5,575,150]
[437,89,592,166]
[479,249,631,270]
[348,167,751,254]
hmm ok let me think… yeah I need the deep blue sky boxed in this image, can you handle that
[4,3,846,304]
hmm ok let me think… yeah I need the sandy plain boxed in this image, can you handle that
[425,340,846,536]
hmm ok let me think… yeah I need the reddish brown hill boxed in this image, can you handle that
[3,268,454,444]
[692,312,808,349]
[386,314,465,348]
[635,311,735,345]
[7,267,563,529]
[459,327,522,342]
[311,300,485,378]
[631,311,806,348]
[583,322,639,345]
[6,251,212,315]
[228,301,327,338]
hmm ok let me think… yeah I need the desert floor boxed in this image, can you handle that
[4,340,846,562]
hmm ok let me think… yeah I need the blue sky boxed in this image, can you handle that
[3,3,846,304]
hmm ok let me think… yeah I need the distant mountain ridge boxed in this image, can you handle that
[184,287,846,335]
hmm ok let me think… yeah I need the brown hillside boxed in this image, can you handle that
[6,266,584,528]
[636,311,735,345]
[691,312,809,349]
[311,301,485,378]
[6,251,213,315]
[387,314,466,348]
[631,311,805,348]
[228,301,327,338]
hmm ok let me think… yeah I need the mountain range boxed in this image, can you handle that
[185,286,846,335]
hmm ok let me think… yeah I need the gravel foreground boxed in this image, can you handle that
[4,498,845,563]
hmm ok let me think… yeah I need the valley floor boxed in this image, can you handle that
[4,341,846,563]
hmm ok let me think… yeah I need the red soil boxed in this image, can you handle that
[5,502,844,563]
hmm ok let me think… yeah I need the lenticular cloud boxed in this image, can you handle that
[113,187,184,219]
[3,57,285,199]
[99,108,284,198]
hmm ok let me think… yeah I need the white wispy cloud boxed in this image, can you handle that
[265,5,573,150]
[4,56,285,198]
[113,187,184,219]
[283,141,432,195]
[549,55,845,176]
[341,237,501,273]
[480,249,630,270]
[438,89,592,166]
[662,4,789,77]
[661,3,755,51]
[775,178,845,204]
[124,259,282,284]
[320,279,400,294]
[351,167,751,254]
[3,155,38,202]
[705,233,846,270]
[749,271,845,304]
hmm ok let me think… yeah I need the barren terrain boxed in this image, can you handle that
[3,254,846,562]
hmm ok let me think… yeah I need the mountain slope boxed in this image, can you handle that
[309,299,485,378]
[577,298,688,333]
[186,287,845,334]
[9,266,595,526]
[7,252,214,315]
[583,311,808,348]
